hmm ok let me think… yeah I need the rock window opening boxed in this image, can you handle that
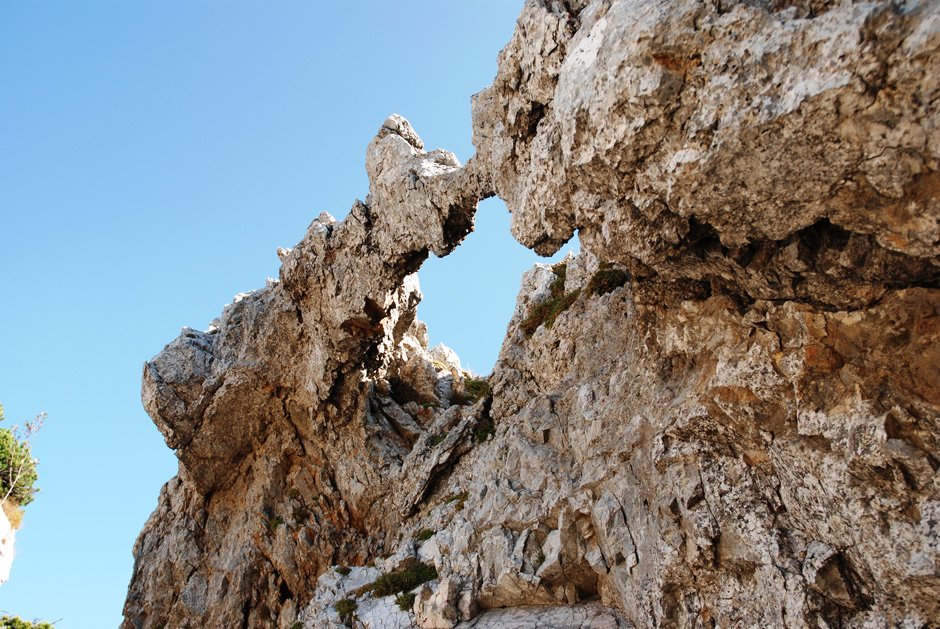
[415,196,576,376]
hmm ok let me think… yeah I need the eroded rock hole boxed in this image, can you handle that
[416,197,575,375]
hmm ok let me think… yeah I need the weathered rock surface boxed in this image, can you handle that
[298,568,631,629]
[123,116,489,628]
[125,1,940,628]
[472,0,940,307]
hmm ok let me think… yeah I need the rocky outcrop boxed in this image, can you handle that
[125,1,940,628]
[301,563,631,629]
[123,116,490,628]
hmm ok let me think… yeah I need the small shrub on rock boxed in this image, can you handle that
[452,377,490,406]
[395,591,416,611]
[334,599,358,628]
[463,379,490,402]
[415,528,434,542]
[520,261,581,337]
[585,263,629,297]
[0,404,43,510]
[474,416,496,443]
[0,618,55,629]
[357,561,438,598]
[445,491,468,509]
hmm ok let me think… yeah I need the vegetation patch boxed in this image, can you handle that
[585,262,629,297]
[452,377,490,406]
[444,491,468,504]
[355,561,438,598]
[444,491,469,511]
[288,488,315,525]
[449,491,469,512]
[292,507,310,524]
[0,404,41,510]
[334,599,358,628]
[474,416,496,444]
[520,261,581,337]
[336,565,351,576]
[463,378,490,402]
[2,501,23,530]
[0,618,55,629]
[395,591,417,611]
[428,434,445,447]
[267,515,284,532]
[415,528,434,542]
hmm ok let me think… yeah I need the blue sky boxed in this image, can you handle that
[0,2,575,626]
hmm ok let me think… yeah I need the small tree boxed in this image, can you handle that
[0,403,43,512]
[0,616,56,629]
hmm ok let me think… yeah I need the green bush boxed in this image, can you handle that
[336,565,351,576]
[0,405,40,508]
[474,416,496,444]
[268,515,284,532]
[415,528,434,542]
[520,261,581,337]
[395,591,416,611]
[356,561,438,598]
[334,599,358,628]
[0,617,55,629]
[428,434,445,447]
[585,263,629,297]
[463,379,490,402]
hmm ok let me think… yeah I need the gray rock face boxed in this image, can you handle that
[472,0,940,308]
[125,2,940,628]
[123,116,488,628]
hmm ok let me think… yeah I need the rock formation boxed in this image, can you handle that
[124,1,940,628]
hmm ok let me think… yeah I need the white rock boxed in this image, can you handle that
[0,506,14,586]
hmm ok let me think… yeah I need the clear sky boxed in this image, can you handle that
[0,2,576,626]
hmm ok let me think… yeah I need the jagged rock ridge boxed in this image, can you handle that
[125,1,940,628]
[124,115,490,627]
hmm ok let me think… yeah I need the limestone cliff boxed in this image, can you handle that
[124,1,940,628]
